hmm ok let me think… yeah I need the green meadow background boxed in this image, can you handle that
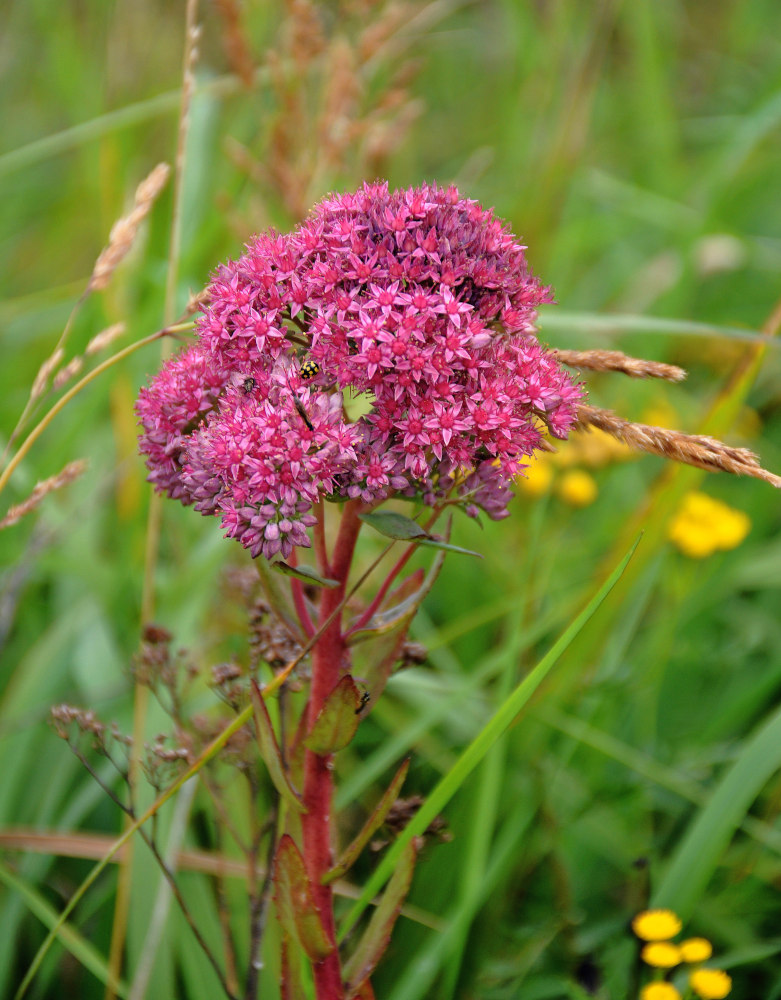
[1,2,781,998]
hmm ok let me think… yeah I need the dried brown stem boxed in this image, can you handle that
[575,403,781,488]
[554,349,687,382]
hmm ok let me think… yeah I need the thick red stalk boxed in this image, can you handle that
[302,500,363,1000]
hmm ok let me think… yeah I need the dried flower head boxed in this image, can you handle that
[137,182,583,559]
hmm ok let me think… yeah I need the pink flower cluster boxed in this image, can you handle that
[137,182,583,559]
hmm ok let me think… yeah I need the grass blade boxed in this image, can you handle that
[0,859,128,996]
[651,701,781,919]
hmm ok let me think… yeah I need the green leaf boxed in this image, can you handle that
[359,511,429,541]
[304,675,362,755]
[281,935,308,1000]
[416,537,482,558]
[337,533,641,941]
[651,701,781,920]
[250,681,306,813]
[342,840,417,996]
[0,859,128,997]
[274,835,335,963]
[324,759,411,884]
[256,557,308,641]
[272,562,340,588]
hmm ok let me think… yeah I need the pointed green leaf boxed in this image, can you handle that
[272,562,340,589]
[417,537,482,558]
[250,681,306,813]
[359,511,429,541]
[324,759,411,884]
[304,675,362,755]
[0,859,128,997]
[651,701,781,920]
[256,557,307,641]
[280,934,308,1000]
[342,841,417,995]
[274,835,335,963]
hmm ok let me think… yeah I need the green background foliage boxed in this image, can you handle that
[1,1,781,997]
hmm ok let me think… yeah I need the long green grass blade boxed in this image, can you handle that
[538,308,774,345]
[651,701,781,919]
[0,72,264,178]
[337,533,641,941]
[0,858,128,996]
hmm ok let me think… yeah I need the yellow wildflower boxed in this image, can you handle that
[689,968,732,999]
[668,492,750,559]
[518,456,554,496]
[641,942,682,968]
[641,400,679,430]
[679,937,713,963]
[640,984,681,1000]
[632,909,683,942]
[575,426,633,467]
[557,469,598,507]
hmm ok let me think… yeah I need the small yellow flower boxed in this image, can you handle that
[632,909,683,942]
[518,457,554,496]
[641,942,682,968]
[668,492,750,559]
[640,984,681,1000]
[679,937,713,963]
[557,469,598,507]
[689,968,732,999]
[575,426,633,467]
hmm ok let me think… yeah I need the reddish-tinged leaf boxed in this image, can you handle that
[353,979,375,1000]
[281,934,307,1000]
[274,835,335,963]
[250,681,305,813]
[324,759,411,884]
[342,840,417,995]
[304,675,362,755]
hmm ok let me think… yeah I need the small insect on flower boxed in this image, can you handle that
[242,377,257,394]
[292,396,315,432]
[299,358,320,381]
[355,691,371,715]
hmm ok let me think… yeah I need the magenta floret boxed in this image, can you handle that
[137,182,584,559]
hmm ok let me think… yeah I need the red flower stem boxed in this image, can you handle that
[302,500,363,1000]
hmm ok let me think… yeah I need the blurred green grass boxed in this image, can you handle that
[2,1,781,998]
